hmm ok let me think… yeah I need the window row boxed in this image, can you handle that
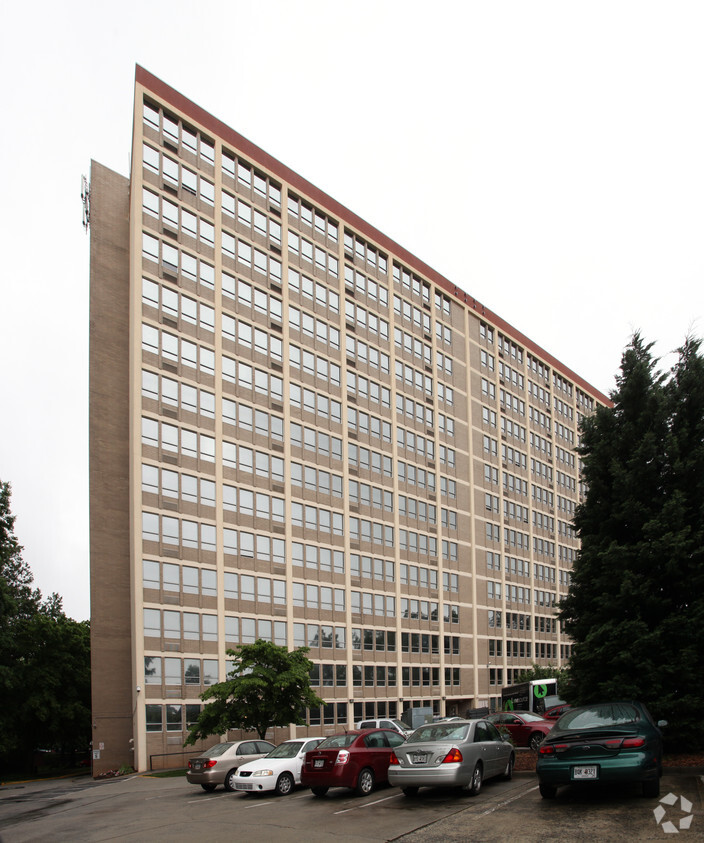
[142,323,215,375]
[344,264,389,306]
[394,294,430,336]
[291,345,342,384]
[288,230,339,277]
[348,407,392,442]
[397,394,434,428]
[288,194,339,243]
[221,231,282,282]
[288,267,340,313]
[395,360,434,396]
[290,423,344,461]
[143,102,215,165]
[290,305,341,349]
[347,371,391,409]
[222,315,282,361]
[291,463,344,498]
[222,357,283,401]
[142,370,214,418]
[222,271,283,320]
[144,608,218,640]
[142,278,214,331]
[291,384,342,422]
[291,502,345,536]
[346,335,391,375]
[221,150,282,207]
[144,656,217,686]
[345,299,390,341]
[222,190,281,244]
[143,189,215,247]
[345,231,388,275]
[142,463,214,505]
[142,143,214,203]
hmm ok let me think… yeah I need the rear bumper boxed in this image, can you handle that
[537,751,660,786]
[388,764,466,789]
[301,765,356,789]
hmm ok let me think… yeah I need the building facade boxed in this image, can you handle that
[89,66,608,775]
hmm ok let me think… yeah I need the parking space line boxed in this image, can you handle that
[334,793,402,814]
[478,785,539,816]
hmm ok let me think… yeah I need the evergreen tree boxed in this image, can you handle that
[559,335,704,747]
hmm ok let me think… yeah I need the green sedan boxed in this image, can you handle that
[536,701,667,799]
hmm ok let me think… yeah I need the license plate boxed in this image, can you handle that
[314,759,325,768]
[193,763,202,771]
[572,765,598,780]
[412,753,429,764]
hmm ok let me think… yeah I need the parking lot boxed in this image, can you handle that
[1,768,702,842]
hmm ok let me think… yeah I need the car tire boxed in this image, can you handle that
[539,783,557,799]
[503,754,514,780]
[529,732,545,751]
[200,783,217,793]
[466,763,483,796]
[311,786,329,797]
[402,786,419,797]
[355,767,375,796]
[275,772,294,796]
[224,769,238,792]
[643,778,660,798]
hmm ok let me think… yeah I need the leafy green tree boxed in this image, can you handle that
[0,481,91,771]
[184,640,324,744]
[559,335,704,747]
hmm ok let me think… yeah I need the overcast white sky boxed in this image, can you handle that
[1,1,702,621]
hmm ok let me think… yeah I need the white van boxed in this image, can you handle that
[355,718,411,738]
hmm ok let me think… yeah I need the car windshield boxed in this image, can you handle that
[407,723,469,743]
[560,703,640,730]
[266,742,304,759]
[201,742,234,758]
[516,712,547,722]
[317,734,357,749]
[391,720,407,731]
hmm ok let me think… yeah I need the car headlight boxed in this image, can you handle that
[253,769,273,777]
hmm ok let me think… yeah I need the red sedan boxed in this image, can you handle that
[301,729,406,796]
[487,712,554,750]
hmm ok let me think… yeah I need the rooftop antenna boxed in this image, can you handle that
[81,175,91,232]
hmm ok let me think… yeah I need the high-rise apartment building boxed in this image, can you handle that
[89,66,608,775]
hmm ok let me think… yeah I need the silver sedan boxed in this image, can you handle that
[388,719,514,796]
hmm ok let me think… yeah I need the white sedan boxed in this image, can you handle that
[233,737,326,795]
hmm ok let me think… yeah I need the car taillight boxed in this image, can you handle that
[622,737,646,749]
[442,748,463,764]
[188,760,193,768]
[205,759,217,768]
[335,750,350,765]
[389,752,399,765]
[540,743,568,755]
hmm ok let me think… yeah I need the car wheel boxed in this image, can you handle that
[200,783,217,793]
[539,783,557,799]
[402,786,419,797]
[466,762,483,796]
[529,732,545,751]
[503,754,514,780]
[311,786,329,797]
[224,769,238,792]
[643,778,660,798]
[355,767,375,796]
[275,772,294,796]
